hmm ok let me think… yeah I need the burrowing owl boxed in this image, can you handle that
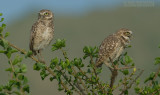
[95,28,132,67]
[29,9,54,55]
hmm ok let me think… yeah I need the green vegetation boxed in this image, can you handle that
[0,13,160,95]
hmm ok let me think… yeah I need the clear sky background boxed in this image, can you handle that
[1,0,120,19]
[1,0,159,22]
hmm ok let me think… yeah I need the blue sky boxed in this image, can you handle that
[0,0,159,22]
[0,0,121,22]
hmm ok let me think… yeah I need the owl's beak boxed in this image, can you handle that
[128,31,132,38]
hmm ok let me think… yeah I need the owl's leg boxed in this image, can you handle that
[36,50,45,63]
[39,50,45,63]
[109,57,118,70]
[36,51,41,62]
[104,59,113,70]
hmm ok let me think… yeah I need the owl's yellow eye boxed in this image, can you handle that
[124,32,130,35]
[44,12,49,16]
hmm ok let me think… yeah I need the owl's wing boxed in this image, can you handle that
[29,22,38,55]
[96,35,119,67]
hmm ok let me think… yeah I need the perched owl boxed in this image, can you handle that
[29,9,54,55]
[95,28,132,67]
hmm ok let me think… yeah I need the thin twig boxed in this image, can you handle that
[113,68,135,90]
[9,60,25,95]
[78,67,89,79]
[60,49,89,94]
[118,66,134,70]
[90,56,105,94]
[109,57,118,89]
[56,66,83,95]
[119,70,144,95]
[75,83,86,95]
[149,66,160,86]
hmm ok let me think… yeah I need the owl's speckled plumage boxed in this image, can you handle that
[95,28,132,67]
[29,9,54,55]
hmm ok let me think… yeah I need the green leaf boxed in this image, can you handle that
[4,32,9,38]
[23,85,30,93]
[50,77,56,81]
[0,50,5,53]
[5,47,15,59]
[96,67,102,74]
[18,75,24,80]
[52,39,66,51]
[2,24,6,28]
[67,90,72,95]
[13,91,21,95]
[0,93,6,95]
[125,55,132,64]
[127,45,132,48]
[6,52,12,59]
[1,39,9,49]
[0,27,3,33]
[155,57,160,65]
[0,86,3,91]
[51,47,58,51]
[5,68,12,72]
[83,46,98,59]
[149,72,155,79]
[121,69,129,75]
[134,87,140,94]
[0,13,2,16]
[12,56,22,65]
[33,63,40,71]
[9,80,16,87]
[158,72,160,77]
[51,57,59,65]
[33,63,45,71]
[40,70,49,80]
[67,67,72,74]
[144,72,155,83]
[87,69,91,73]
[25,50,33,58]
[73,58,83,67]
[23,77,28,84]
[10,49,18,54]
[136,79,140,85]
[124,90,128,94]
[15,68,21,73]
[0,18,4,22]
[21,64,27,73]
[58,85,64,91]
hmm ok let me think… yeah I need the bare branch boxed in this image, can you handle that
[118,66,134,70]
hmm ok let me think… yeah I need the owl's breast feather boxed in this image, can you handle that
[42,27,53,39]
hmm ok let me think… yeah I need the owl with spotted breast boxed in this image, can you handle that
[29,9,54,56]
[95,28,132,67]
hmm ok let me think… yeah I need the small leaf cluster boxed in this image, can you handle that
[119,52,135,76]
[83,46,98,59]
[0,56,29,95]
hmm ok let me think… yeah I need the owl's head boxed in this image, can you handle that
[116,28,132,41]
[38,9,54,20]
